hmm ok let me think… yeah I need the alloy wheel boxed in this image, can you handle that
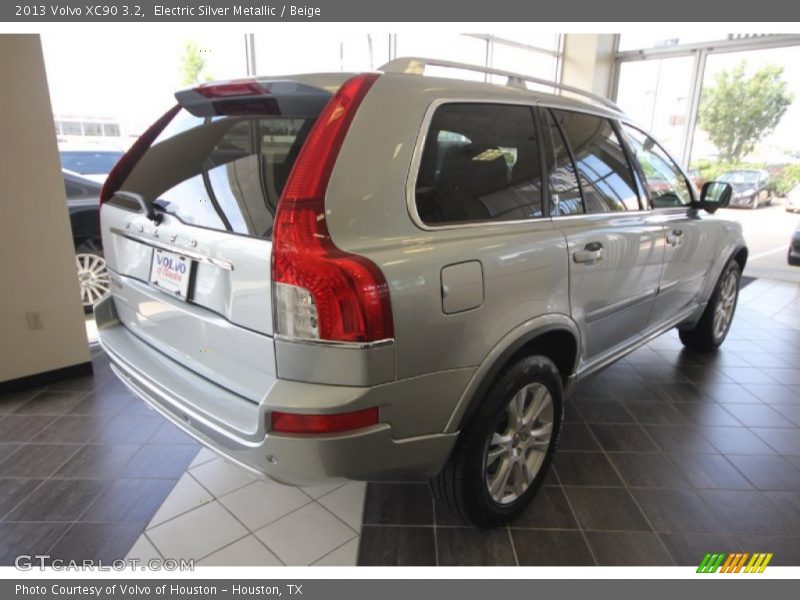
[712,270,737,340]
[76,253,110,308]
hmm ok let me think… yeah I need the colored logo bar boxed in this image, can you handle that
[697,552,773,573]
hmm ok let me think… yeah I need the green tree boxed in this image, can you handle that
[180,40,212,86]
[698,62,793,163]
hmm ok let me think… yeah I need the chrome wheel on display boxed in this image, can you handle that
[712,269,738,341]
[485,382,554,505]
[76,252,110,308]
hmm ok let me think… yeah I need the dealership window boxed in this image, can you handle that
[415,103,543,226]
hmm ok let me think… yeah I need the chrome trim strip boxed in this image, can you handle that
[110,227,235,271]
[274,334,394,350]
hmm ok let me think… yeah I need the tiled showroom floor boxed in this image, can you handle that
[1,278,799,567]
[358,279,800,566]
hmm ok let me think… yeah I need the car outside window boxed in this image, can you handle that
[550,109,640,214]
[415,103,544,226]
[622,124,693,208]
[542,109,584,216]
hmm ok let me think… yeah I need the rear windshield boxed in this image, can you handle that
[61,150,123,175]
[119,110,315,238]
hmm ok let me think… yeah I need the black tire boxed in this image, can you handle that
[679,260,741,352]
[431,355,563,528]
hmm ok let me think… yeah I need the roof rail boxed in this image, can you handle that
[379,56,622,113]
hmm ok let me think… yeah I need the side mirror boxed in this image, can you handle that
[695,181,733,214]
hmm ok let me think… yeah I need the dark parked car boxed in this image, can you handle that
[64,170,109,310]
[719,169,774,209]
[789,225,800,266]
[59,145,124,184]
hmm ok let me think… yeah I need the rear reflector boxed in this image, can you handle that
[195,79,267,98]
[271,407,379,434]
[272,73,395,343]
[100,104,181,204]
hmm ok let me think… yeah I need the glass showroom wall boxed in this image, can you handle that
[614,35,800,189]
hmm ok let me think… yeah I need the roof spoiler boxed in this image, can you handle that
[175,78,333,117]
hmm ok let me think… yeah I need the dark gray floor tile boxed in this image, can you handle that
[363,482,433,525]
[30,415,111,444]
[760,369,800,386]
[568,382,614,403]
[0,443,80,478]
[623,402,690,426]
[599,378,662,403]
[563,400,584,423]
[609,453,690,489]
[659,532,739,566]
[699,490,800,535]
[632,365,688,383]
[6,478,106,521]
[67,391,135,416]
[632,488,726,533]
[0,522,70,566]
[80,478,175,523]
[553,452,622,487]
[751,427,800,455]
[586,531,674,565]
[621,348,665,366]
[0,390,43,413]
[718,367,780,386]
[122,445,198,479]
[436,527,515,565]
[558,423,601,451]
[53,444,140,479]
[147,422,196,445]
[0,478,43,520]
[669,454,753,490]
[764,492,800,528]
[733,534,800,566]
[511,486,578,529]
[574,401,634,424]
[49,522,144,562]
[511,529,595,566]
[702,427,777,455]
[644,425,718,454]
[89,415,163,444]
[655,382,710,403]
[564,486,650,531]
[0,443,20,463]
[589,424,656,452]
[742,384,800,405]
[723,404,794,428]
[12,391,87,416]
[704,383,762,405]
[772,404,800,427]
[433,500,464,527]
[732,455,800,491]
[673,403,743,427]
[0,415,56,443]
[357,526,435,566]
[45,375,97,393]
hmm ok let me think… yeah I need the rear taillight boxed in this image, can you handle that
[100,104,181,204]
[272,73,394,343]
[271,407,379,434]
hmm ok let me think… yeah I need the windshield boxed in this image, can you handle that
[719,171,760,185]
[60,150,123,175]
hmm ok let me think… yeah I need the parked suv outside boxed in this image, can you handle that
[95,59,746,527]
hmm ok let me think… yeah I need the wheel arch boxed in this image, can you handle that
[444,315,580,434]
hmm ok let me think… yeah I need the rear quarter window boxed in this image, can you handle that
[414,103,544,226]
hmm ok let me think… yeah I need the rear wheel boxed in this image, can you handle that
[431,355,563,527]
[679,260,740,352]
[75,239,110,312]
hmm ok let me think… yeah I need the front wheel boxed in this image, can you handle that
[431,355,563,527]
[679,260,741,352]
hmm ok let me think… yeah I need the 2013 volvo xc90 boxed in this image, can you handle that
[95,58,746,526]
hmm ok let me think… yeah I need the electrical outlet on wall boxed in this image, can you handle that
[26,310,44,330]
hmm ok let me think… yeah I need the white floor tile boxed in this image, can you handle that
[190,458,256,497]
[147,472,213,528]
[301,481,346,499]
[255,503,356,566]
[317,481,366,532]
[219,480,311,530]
[197,535,282,566]
[147,501,248,560]
[190,447,219,468]
[312,538,359,566]
[126,534,161,562]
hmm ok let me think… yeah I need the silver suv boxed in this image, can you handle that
[95,58,746,527]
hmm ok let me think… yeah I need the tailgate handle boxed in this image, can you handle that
[116,191,162,224]
[573,242,604,264]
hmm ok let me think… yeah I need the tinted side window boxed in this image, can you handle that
[415,103,543,226]
[622,124,693,208]
[551,110,640,213]
[543,109,584,216]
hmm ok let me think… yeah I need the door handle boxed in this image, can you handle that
[666,229,684,247]
[573,242,604,264]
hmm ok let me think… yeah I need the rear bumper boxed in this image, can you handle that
[95,295,458,484]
